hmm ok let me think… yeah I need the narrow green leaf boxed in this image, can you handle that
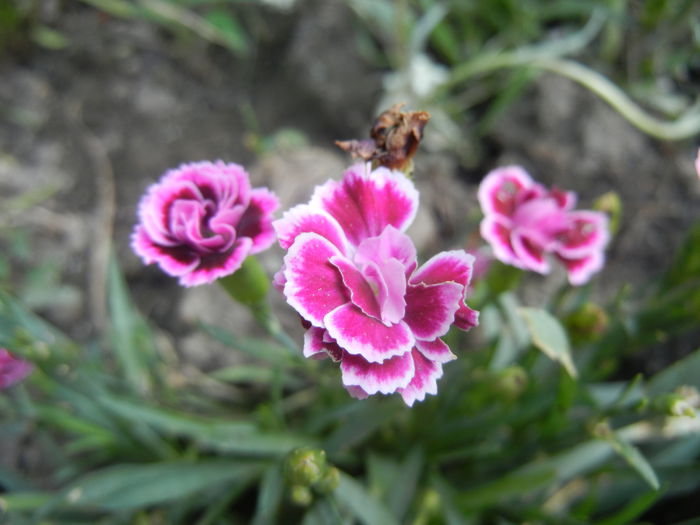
[335,472,399,525]
[594,489,663,525]
[519,307,578,378]
[0,491,53,512]
[605,431,660,490]
[63,461,262,511]
[204,9,248,54]
[455,469,555,511]
[387,447,423,520]
[251,463,284,525]
[648,346,700,396]
[108,257,154,394]
[200,323,295,366]
[99,395,309,456]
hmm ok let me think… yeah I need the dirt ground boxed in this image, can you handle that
[1,2,699,374]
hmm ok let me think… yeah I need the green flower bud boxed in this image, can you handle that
[284,447,328,487]
[593,191,622,234]
[564,302,609,343]
[496,366,528,399]
[289,485,313,507]
[314,466,340,494]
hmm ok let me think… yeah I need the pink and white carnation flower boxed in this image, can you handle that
[478,165,609,285]
[0,348,32,389]
[274,163,478,406]
[132,161,279,287]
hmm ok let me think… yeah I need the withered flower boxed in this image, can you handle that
[336,103,430,174]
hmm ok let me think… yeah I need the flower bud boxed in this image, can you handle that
[564,302,609,343]
[496,366,528,399]
[284,447,328,488]
[289,485,313,507]
[314,466,340,494]
[593,191,622,234]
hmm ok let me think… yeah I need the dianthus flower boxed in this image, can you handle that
[0,348,32,389]
[132,161,279,287]
[478,166,609,285]
[274,163,478,406]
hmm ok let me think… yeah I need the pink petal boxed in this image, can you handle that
[309,163,419,246]
[511,232,550,274]
[324,303,414,363]
[179,237,253,287]
[478,166,533,217]
[283,233,349,326]
[558,250,605,286]
[397,349,443,407]
[303,326,329,359]
[404,282,463,340]
[480,216,521,268]
[454,303,479,331]
[340,350,414,395]
[555,211,609,259]
[239,187,280,253]
[345,385,370,400]
[549,187,577,211]
[410,250,474,288]
[273,204,349,253]
[695,149,700,179]
[415,338,456,363]
[360,258,407,325]
[0,349,33,389]
[355,225,417,277]
[330,256,381,319]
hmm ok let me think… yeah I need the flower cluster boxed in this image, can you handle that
[132,161,279,287]
[0,348,32,389]
[478,166,609,285]
[274,163,478,406]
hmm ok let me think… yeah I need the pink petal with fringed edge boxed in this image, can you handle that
[398,349,443,407]
[480,216,520,268]
[273,205,350,253]
[303,327,329,359]
[178,237,253,287]
[345,385,370,400]
[415,338,456,363]
[549,187,577,211]
[330,256,381,319]
[355,225,417,277]
[477,166,533,217]
[454,303,479,331]
[309,163,419,246]
[404,282,463,340]
[511,232,550,274]
[360,258,407,325]
[558,250,605,286]
[340,350,414,395]
[324,303,414,363]
[241,188,280,253]
[410,250,474,288]
[556,211,609,259]
[283,233,349,326]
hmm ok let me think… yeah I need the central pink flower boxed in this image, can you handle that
[274,163,478,406]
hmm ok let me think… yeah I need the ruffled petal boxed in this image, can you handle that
[555,211,609,259]
[404,282,463,340]
[454,303,479,331]
[558,250,605,286]
[410,250,474,288]
[239,187,280,253]
[340,350,414,395]
[283,233,349,326]
[303,326,329,359]
[324,303,414,363]
[330,256,381,319]
[415,338,456,363]
[480,216,520,268]
[511,231,550,274]
[397,349,443,407]
[477,166,533,217]
[180,237,253,287]
[273,204,350,253]
[309,163,419,246]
